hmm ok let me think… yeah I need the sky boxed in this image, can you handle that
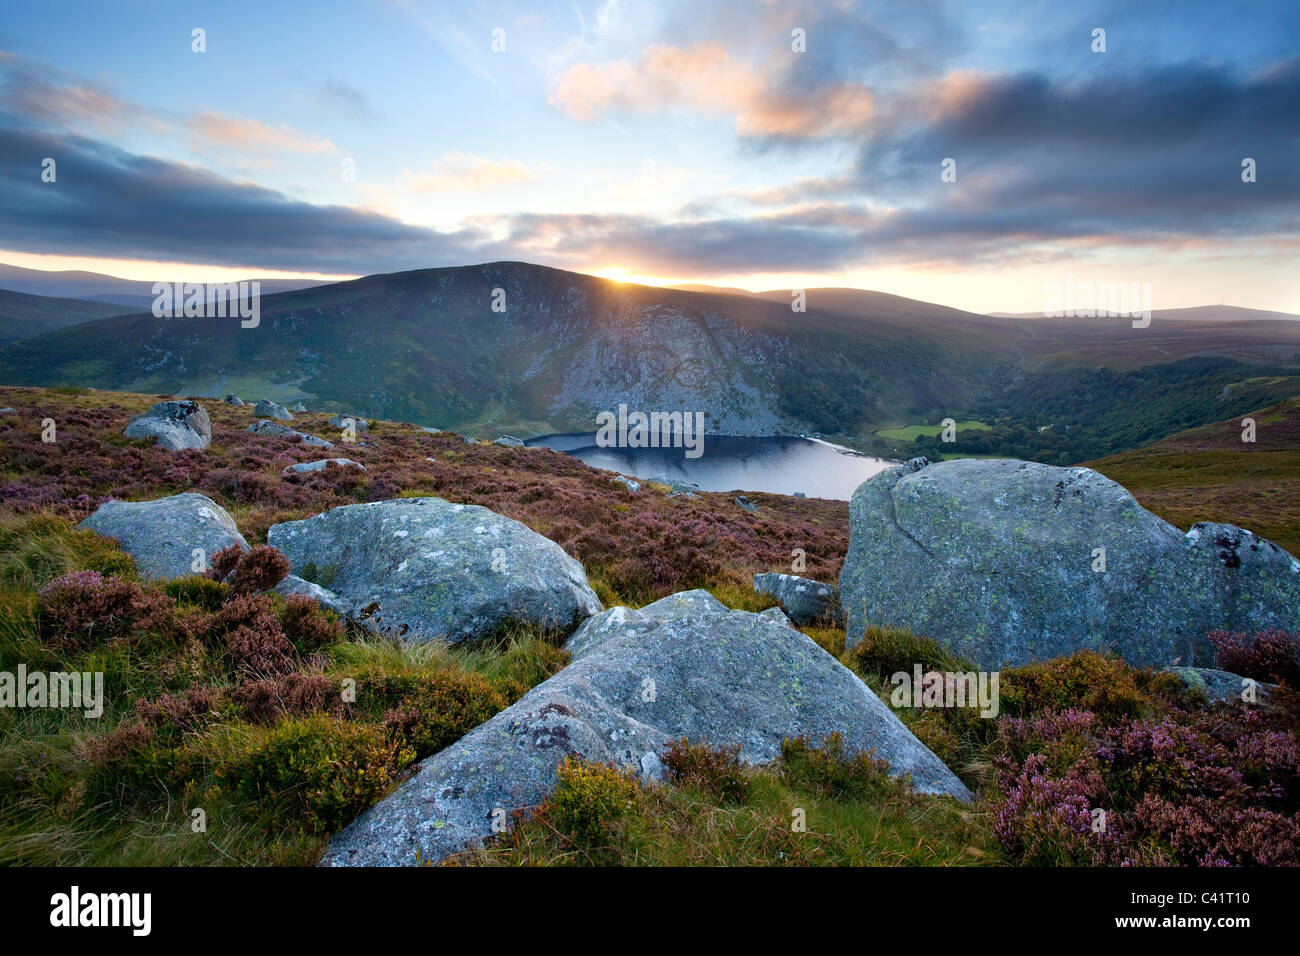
[0,0,1297,314]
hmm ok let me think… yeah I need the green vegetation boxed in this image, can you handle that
[1089,396,1300,555]
[875,420,990,441]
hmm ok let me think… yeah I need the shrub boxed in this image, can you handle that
[37,570,174,651]
[542,757,641,862]
[779,733,896,801]
[990,706,1300,866]
[279,595,344,653]
[661,738,751,804]
[226,624,294,676]
[844,625,971,683]
[230,673,341,724]
[367,669,510,757]
[162,574,231,611]
[1210,629,1300,688]
[999,651,1181,723]
[209,544,291,595]
[214,715,413,833]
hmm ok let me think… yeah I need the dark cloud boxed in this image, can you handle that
[0,126,487,273]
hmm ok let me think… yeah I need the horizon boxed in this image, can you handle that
[2,1,1297,314]
[2,256,1297,319]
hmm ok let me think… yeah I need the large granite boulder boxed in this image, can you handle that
[753,572,844,625]
[254,399,293,421]
[78,492,248,581]
[122,400,211,451]
[266,497,601,644]
[840,458,1300,668]
[321,589,970,866]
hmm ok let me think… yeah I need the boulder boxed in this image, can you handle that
[1166,666,1280,705]
[493,436,525,447]
[122,400,211,451]
[611,475,640,492]
[274,574,353,619]
[320,589,969,866]
[650,473,701,495]
[247,419,333,448]
[735,495,758,513]
[254,399,293,421]
[224,393,245,406]
[281,458,365,475]
[78,492,248,581]
[266,497,601,644]
[753,572,844,626]
[290,401,308,413]
[328,414,369,432]
[840,458,1300,668]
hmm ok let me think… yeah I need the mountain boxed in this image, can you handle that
[0,261,1297,455]
[990,304,1300,323]
[0,289,137,344]
[0,263,330,308]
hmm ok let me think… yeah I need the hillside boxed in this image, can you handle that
[0,289,136,344]
[0,263,1298,460]
[1089,396,1300,555]
[0,263,328,308]
[0,385,1295,869]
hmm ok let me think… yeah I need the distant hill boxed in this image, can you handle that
[990,304,1300,322]
[0,263,330,303]
[1089,396,1300,555]
[0,261,1297,457]
[0,289,137,344]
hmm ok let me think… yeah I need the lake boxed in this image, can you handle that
[526,434,896,500]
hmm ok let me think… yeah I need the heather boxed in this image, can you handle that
[1,385,1297,867]
[0,386,848,605]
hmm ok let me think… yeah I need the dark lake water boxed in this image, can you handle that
[526,434,895,500]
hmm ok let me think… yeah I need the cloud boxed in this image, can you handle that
[401,153,539,194]
[0,126,485,275]
[550,41,876,139]
[0,49,164,134]
[186,111,338,158]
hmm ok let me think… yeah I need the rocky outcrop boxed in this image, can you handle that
[247,419,333,448]
[122,400,211,451]
[840,458,1300,668]
[328,414,369,431]
[320,589,970,866]
[493,436,525,447]
[274,574,353,618]
[1166,666,1280,705]
[266,497,602,644]
[281,458,365,475]
[254,399,293,421]
[77,492,248,581]
[753,572,844,625]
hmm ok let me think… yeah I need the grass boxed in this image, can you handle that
[453,740,1000,867]
[2,385,1298,867]
[875,420,991,441]
[1089,396,1300,554]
